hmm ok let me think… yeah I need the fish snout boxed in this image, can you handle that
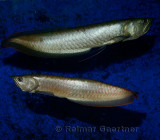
[143,18,152,34]
[12,76,23,91]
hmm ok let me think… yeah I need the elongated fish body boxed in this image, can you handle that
[3,18,152,57]
[12,75,138,107]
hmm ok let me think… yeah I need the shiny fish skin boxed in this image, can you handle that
[3,18,152,57]
[12,75,138,107]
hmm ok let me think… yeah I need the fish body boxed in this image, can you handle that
[3,18,152,57]
[12,75,138,107]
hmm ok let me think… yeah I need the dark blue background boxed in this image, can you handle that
[0,0,160,139]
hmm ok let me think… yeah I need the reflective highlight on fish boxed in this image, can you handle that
[12,75,138,107]
[2,18,152,57]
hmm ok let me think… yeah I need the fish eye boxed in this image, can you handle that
[17,77,23,82]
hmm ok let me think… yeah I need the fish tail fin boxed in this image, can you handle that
[1,37,9,46]
[1,37,8,46]
[0,39,7,54]
[133,92,139,99]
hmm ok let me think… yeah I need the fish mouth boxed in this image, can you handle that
[143,18,152,34]
[12,76,24,91]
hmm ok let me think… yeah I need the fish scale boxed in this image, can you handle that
[38,76,134,101]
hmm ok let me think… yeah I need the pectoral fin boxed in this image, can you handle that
[35,91,55,96]
[105,35,130,45]
[79,46,106,62]
[79,35,130,62]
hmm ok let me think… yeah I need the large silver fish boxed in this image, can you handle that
[2,18,152,57]
[12,75,138,107]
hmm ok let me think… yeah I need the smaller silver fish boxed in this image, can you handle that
[12,75,138,107]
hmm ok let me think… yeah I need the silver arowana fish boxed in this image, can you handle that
[2,18,152,57]
[12,75,138,107]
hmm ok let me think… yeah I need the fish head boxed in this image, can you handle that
[124,18,152,41]
[12,75,39,93]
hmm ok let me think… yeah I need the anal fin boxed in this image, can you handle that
[67,96,134,107]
